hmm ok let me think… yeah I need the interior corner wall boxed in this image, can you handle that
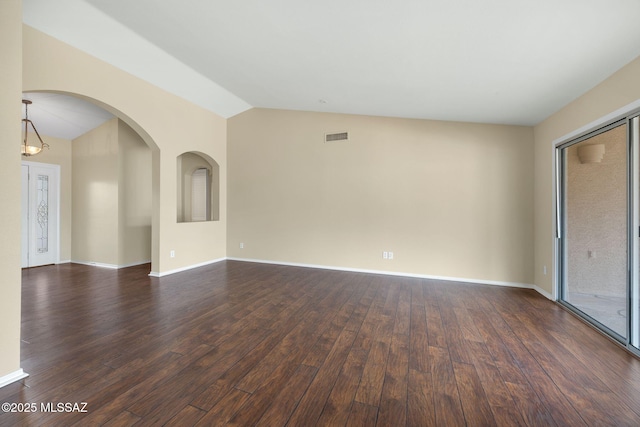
[228,108,535,285]
[72,118,119,265]
[23,25,228,274]
[25,134,73,262]
[534,55,640,295]
[71,118,152,267]
[118,120,152,266]
[0,0,23,381]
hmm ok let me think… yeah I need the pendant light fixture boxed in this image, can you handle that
[22,99,49,156]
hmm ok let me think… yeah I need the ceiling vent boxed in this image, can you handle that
[325,131,349,143]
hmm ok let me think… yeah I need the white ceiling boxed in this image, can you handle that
[22,93,113,140]
[21,0,640,135]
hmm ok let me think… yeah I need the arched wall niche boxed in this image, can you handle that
[177,151,220,223]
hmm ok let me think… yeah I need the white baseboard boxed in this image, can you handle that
[72,260,151,269]
[149,257,226,277]
[533,285,554,300]
[226,257,537,291]
[0,369,28,389]
[57,259,71,264]
[137,255,553,300]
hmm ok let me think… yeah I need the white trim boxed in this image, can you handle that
[117,261,152,269]
[71,260,151,269]
[226,257,536,290]
[552,99,640,148]
[533,285,554,300]
[0,369,28,389]
[57,259,71,264]
[140,255,548,296]
[148,257,226,277]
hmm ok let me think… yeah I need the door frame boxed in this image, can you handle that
[556,120,629,342]
[21,160,61,267]
[553,98,640,354]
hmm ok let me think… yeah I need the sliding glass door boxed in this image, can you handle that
[558,112,640,352]
[632,116,640,349]
[559,121,629,340]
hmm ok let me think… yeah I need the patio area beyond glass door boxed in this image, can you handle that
[560,122,628,340]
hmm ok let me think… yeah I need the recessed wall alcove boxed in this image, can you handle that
[177,152,220,222]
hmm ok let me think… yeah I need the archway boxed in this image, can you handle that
[22,90,161,273]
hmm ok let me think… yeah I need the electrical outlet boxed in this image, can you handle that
[240,243,244,249]
[170,250,175,258]
[383,251,388,259]
[543,265,547,275]
[388,252,394,260]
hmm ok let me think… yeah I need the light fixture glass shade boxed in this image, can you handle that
[22,100,48,157]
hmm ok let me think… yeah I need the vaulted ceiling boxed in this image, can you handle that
[22,0,640,139]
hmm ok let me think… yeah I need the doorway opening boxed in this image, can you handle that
[20,91,158,271]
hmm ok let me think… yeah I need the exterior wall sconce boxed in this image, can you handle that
[577,144,605,164]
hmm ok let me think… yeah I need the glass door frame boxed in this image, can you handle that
[555,107,640,354]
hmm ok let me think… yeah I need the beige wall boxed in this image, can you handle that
[0,0,23,380]
[228,108,535,285]
[534,55,640,295]
[23,134,72,261]
[118,120,152,266]
[23,25,228,274]
[72,118,119,265]
[71,118,152,266]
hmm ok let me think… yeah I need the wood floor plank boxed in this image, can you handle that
[163,404,206,427]
[194,388,251,427]
[377,332,410,427]
[407,368,436,427]
[254,364,318,427]
[353,339,390,406]
[315,348,368,426]
[438,300,474,365]
[423,284,447,349]
[286,328,358,426]
[409,303,430,372]
[3,261,640,426]
[453,361,496,426]
[345,402,379,427]
[505,381,560,426]
[469,289,587,426]
[429,345,466,426]
[101,410,141,427]
[464,341,527,427]
[392,283,411,336]
[125,326,271,421]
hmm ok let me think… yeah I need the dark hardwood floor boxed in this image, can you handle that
[2,261,640,426]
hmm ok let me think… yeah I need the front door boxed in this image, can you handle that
[21,162,59,268]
